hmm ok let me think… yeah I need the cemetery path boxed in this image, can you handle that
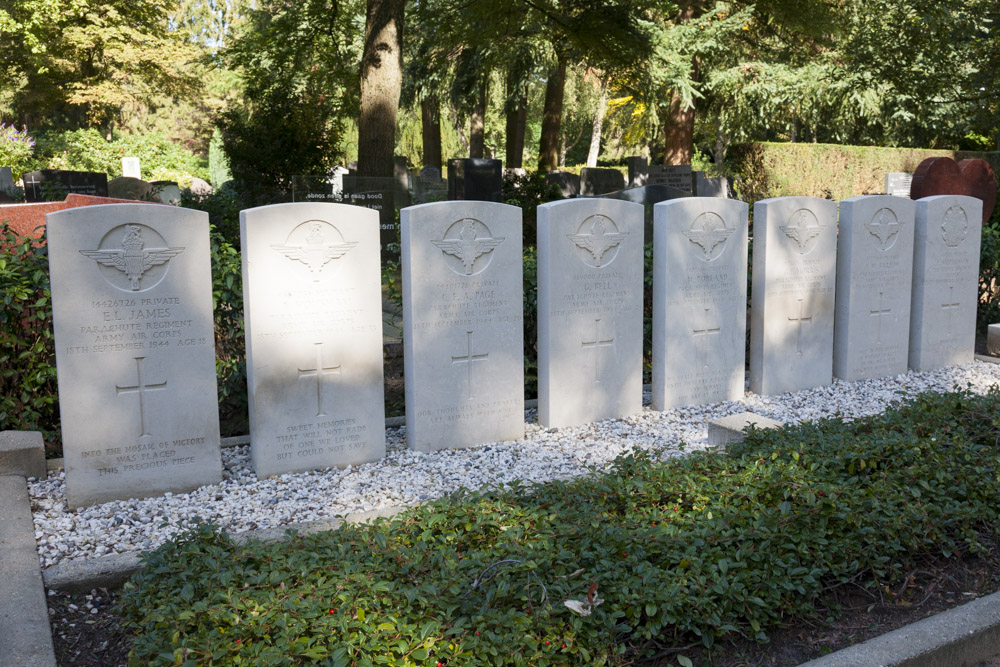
[45,545,1000,666]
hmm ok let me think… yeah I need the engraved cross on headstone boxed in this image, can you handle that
[869,291,892,344]
[788,298,813,355]
[692,307,721,368]
[941,286,960,338]
[452,331,489,399]
[298,342,341,417]
[116,356,167,437]
[581,318,615,382]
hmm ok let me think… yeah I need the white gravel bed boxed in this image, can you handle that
[28,360,1000,569]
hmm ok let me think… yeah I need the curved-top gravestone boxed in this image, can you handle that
[401,201,524,452]
[910,157,996,224]
[240,203,386,477]
[536,198,644,427]
[46,204,221,507]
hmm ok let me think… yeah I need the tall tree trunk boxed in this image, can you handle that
[421,95,442,171]
[586,81,607,167]
[662,3,699,166]
[538,55,566,172]
[448,103,470,155]
[469,77,487,158]
[357,0,404,178]
[504,69,527,168]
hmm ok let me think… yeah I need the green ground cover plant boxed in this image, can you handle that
[119,388,1000,666]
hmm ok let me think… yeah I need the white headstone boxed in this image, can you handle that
[536,199,644,427]
[833,196,915,381]
[884,173,913,198]
[121,157,141,180]
[652,197,749,409]
[46,204,221,507]
[909,195,983,370]
[240,203,386,477]
[749,197,838,395]
[401,201,524,452]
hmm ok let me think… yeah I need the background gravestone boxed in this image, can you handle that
[645,164,692,192]
[292,175,340,203]
[401,201,524,452]
[122,157,141,179]
[536,198,644,427]
[150,181,181,205]
[626,156,648,187]
[342,175,397,247]
[909,194,983,371]
[0,166,14,191]
[241,203,385,477]
[910,157,996,224]
[600,184,688,242]
[833,195,915,381]
[750,196,838,395]
[447,158,503,202]
[884,172,913,198]
[108,176,152,201]
[693,172,729,198]
[545,170,580,198]
[22,170,108,202]
[652,197,749,410]
[393,156,411,208]
[46,203,221,507]
[579,167,625,196]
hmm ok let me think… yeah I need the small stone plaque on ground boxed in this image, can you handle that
[749,197,838,395]
[652,197,749,409]
[707,412,782,447]
[46,204,221,507]
[401,201,524,451]
[909,195,983,370]
[241,203,385,476]
[23,170,108,202]
[536,198,644,427]
[834,196,915,381]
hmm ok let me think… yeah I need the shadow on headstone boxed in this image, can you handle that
[545,171,580,198]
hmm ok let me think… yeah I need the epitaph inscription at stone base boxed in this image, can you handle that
[833,195,915,381]
[241,203,386,477]
[749,197,838,395]
[402,201,524,451]
[652,197,748,409]
[47,204,221,507]
[537,199,644,427]
[909,195,983,371]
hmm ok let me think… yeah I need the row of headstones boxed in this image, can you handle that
[44,193,980,507]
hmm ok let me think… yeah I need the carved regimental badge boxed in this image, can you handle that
[780,208,825,255]
[432,218,505,276]
[941,206,969,247]
[80,224,183,292]
[682,212,734,262]
[272,220,357,281]
[866,208,900,251]
[568,214,627,268]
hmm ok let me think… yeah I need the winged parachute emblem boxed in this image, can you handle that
[272,222,357,280]
[865,208,900,251]
[568,216,627,265]
[682,212,734,261]
[780,210,824,253]
[431,219,505,275]
[80,225,183,291]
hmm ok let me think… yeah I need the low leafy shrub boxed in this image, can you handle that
[0,224,58,448]
[0,124,35,181]
[119,389,1000,666]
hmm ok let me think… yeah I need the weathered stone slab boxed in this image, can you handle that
[645,164,692,192]
[536,198,644,427]
[401,201,524,451]
[580,167,625,196]
[0,431,45,479]
[833,195,915,381]
[652,197,749,409]
[988,324,1000,357]
[749,197,838,395]
[46,204,221,507]
[909,195,983,370]
[707,412,782,447]
[626,156,648,187]
[24,170,108,202]
[240,203,385,477]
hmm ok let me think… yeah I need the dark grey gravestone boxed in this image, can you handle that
[342,175,397,247]
[447,158,503,202]
[645,165,692,192]
[545,171,580,198]
[22,170,108,202]
[393,156,411,208]
[598,184,689,242]
[580,167,625,196]
[292,175,341,203]
[626,156,648,187]
[694,172,730,198]
[0,167,14,192]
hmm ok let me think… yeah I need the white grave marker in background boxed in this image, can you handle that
[47,204,221,507]
[241,203,385,477]
[537,199,643,427]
